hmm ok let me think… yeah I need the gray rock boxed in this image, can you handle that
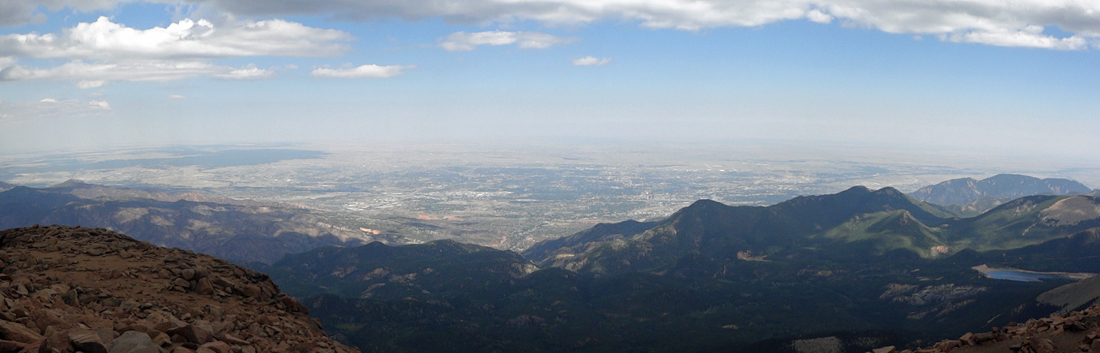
[107,331,161,353]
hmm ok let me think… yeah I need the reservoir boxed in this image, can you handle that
[972,264,1095,283]
[983,270,1054,282]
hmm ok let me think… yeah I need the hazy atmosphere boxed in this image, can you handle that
[1,0,1099,164]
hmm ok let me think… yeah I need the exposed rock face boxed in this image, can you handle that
[0,225,358,353]
[870,303,1100,353]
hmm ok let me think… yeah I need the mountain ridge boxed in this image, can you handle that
[525,186,957,275]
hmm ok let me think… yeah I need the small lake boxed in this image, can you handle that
[984,270,1054,282]
[972,264,1093,283]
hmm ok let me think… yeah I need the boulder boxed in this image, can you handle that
[0,320,43,343]
[107,331,159,353]
[198,341,229,353]
[0,340,24,353]
[194,278,213,295]
[69,327,107,353]
[166,325,211,345]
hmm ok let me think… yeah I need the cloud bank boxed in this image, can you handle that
[184,0,1100,50]
[1,1,1095,50]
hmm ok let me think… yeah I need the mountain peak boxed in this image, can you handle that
[910,174,1091,206]
[873,186,903,196]
[685,199,726,208]
[841,185,873,194]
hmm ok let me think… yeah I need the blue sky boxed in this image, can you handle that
[1,0,1099,164]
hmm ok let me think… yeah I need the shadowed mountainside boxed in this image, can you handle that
[276,228,1100,353]
[258,239,538,300]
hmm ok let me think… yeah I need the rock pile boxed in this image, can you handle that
[0,225,358,353]
[870,303,1100,353]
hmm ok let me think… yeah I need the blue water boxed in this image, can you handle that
[985,270,1055,282]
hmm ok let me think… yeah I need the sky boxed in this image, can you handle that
[0,0,1099,163]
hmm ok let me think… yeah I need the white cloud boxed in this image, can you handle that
[805,9,833,24]
[168,94,187,99]
[0,16,351,60]
[942,26,1088,50]
[311,64,415,79]
[0,15,360,83]
[214,66,275,80]
[88,100,110,109]
[440,31,577,51]
[573,56,612,66]
[0,98,112,123]
[75,80,105,89]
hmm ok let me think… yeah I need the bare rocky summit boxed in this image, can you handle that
[0,225,358,353]
[870,303,1100,353]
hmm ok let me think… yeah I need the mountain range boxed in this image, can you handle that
[909,174,1093,217]
[523,186,1100,276]
[0,180,400,264]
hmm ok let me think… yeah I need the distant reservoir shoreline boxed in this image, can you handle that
[972,264,1094,282]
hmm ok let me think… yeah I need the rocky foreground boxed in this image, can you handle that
[0,225,358,353]
[871,304,1100,353]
